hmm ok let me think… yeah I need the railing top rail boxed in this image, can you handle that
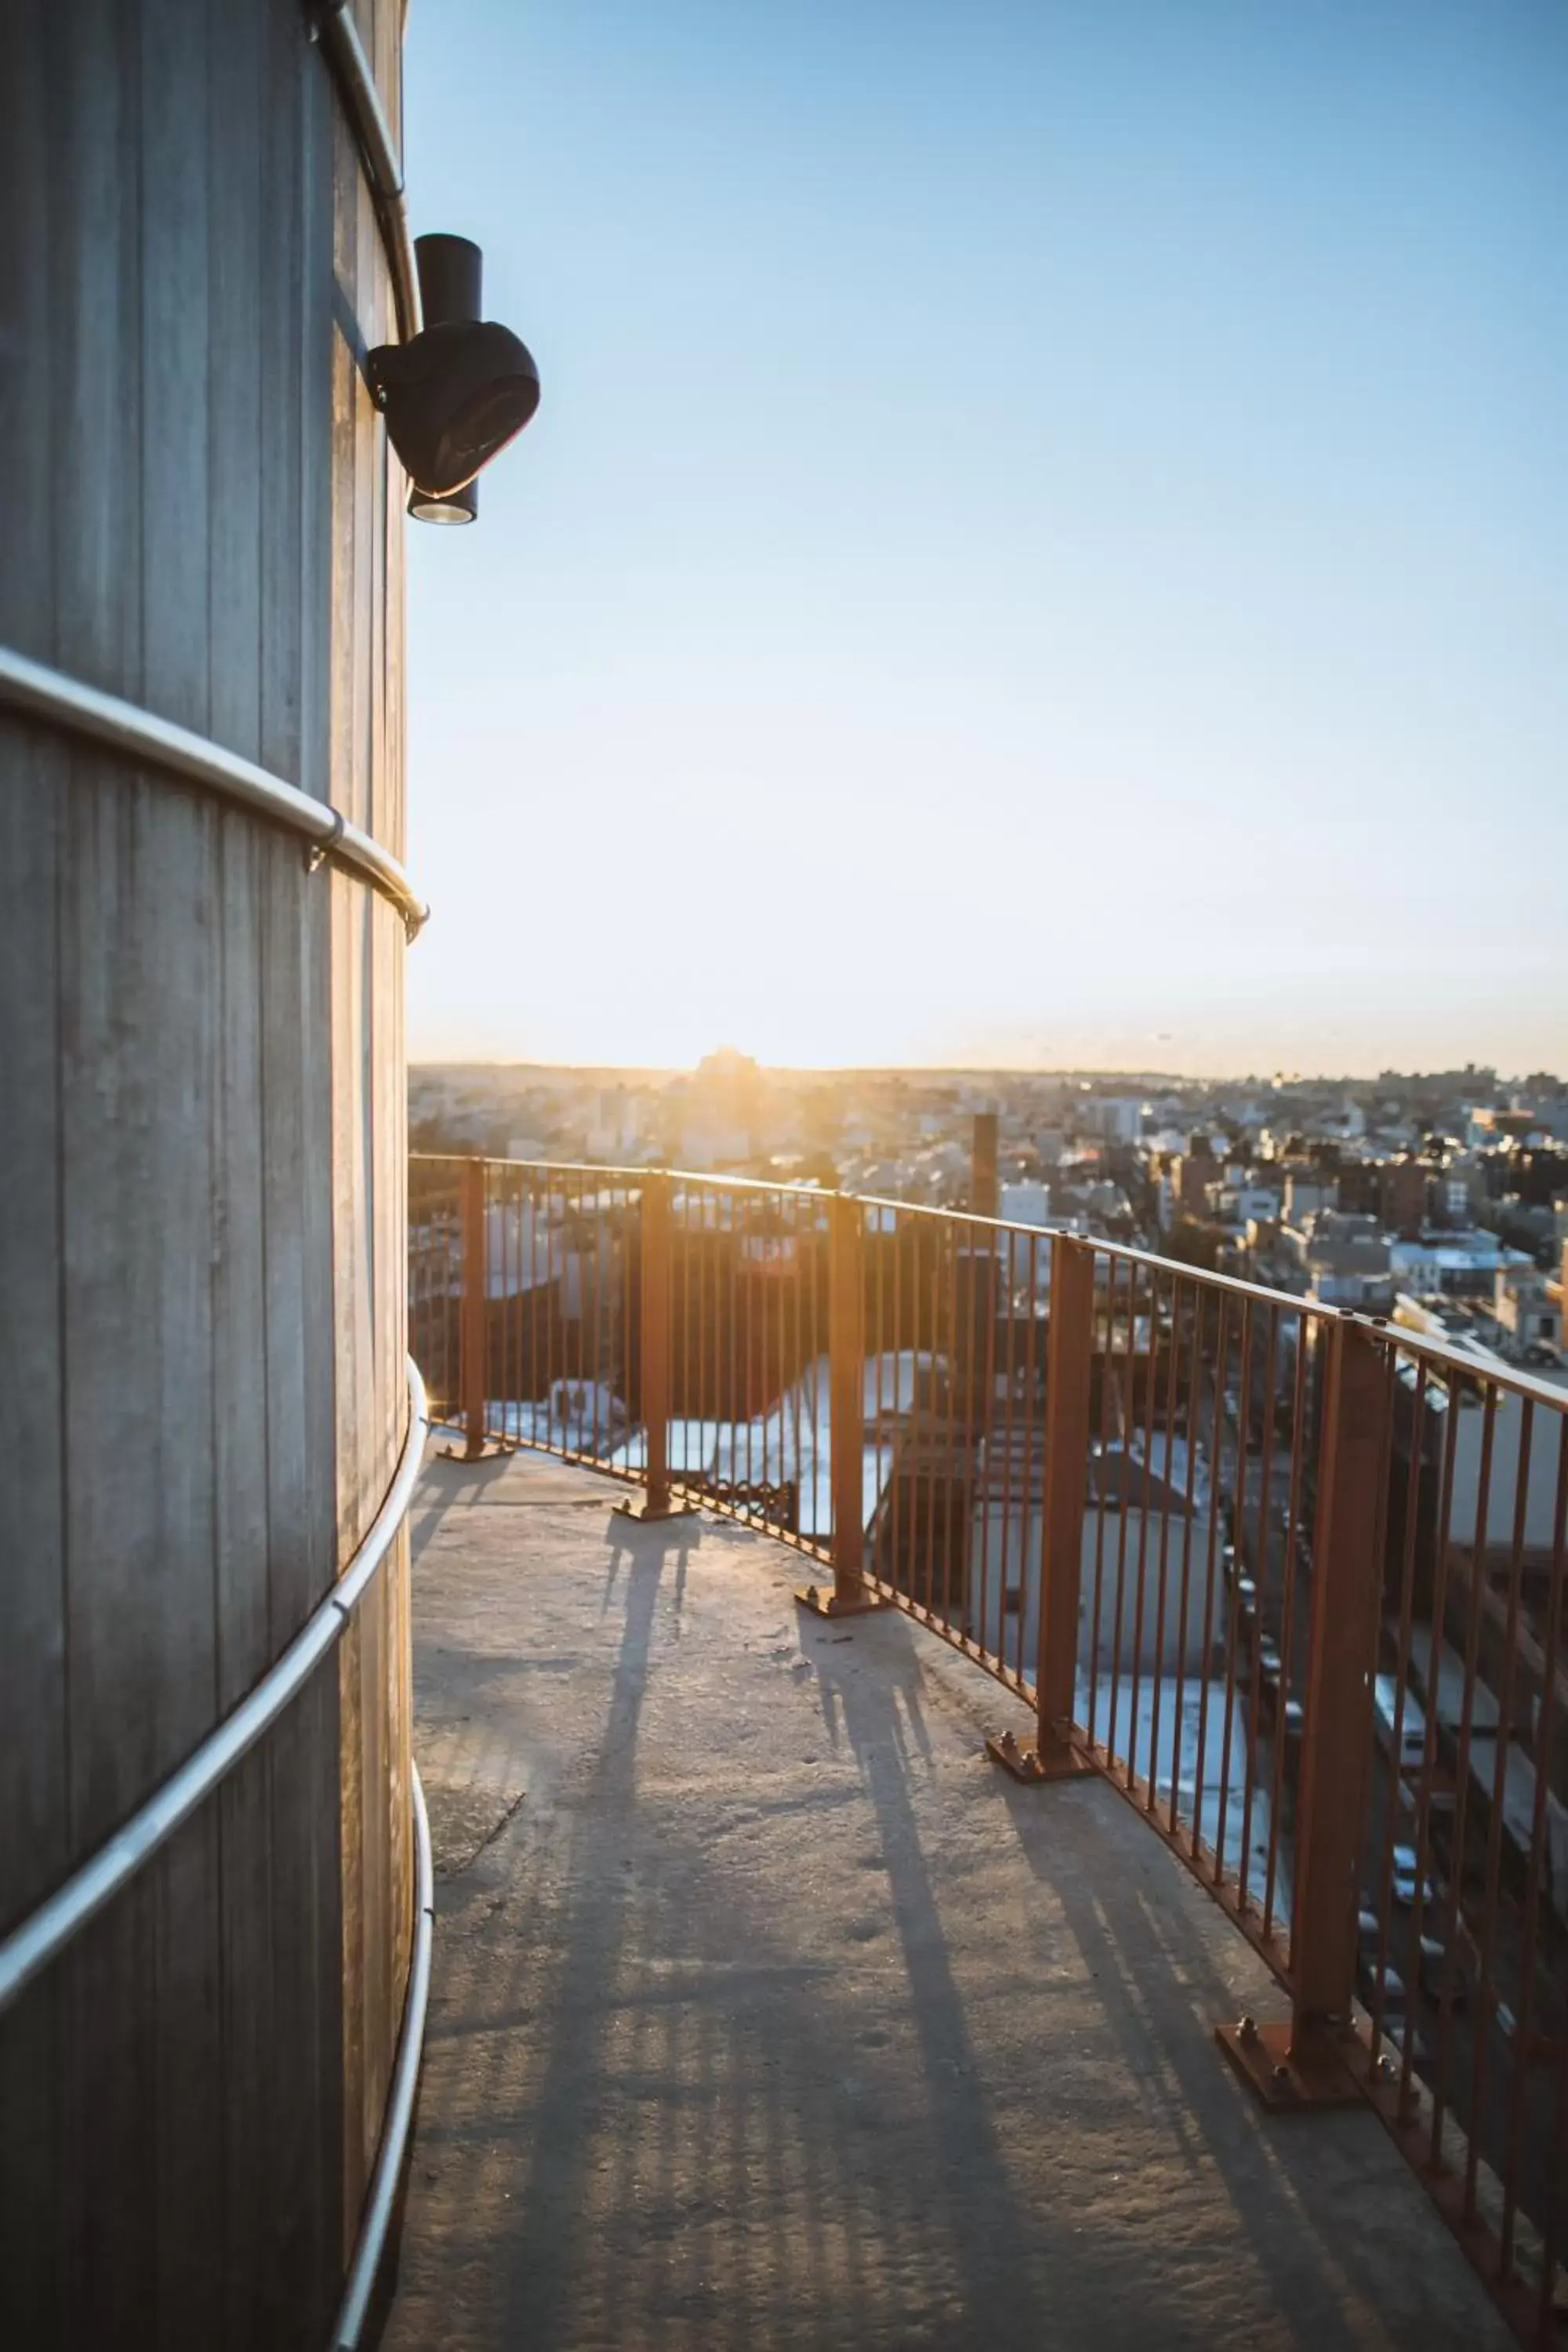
[412,1152,1568,1420]
[1362,1321,1568,1415]
[854,1189,1335,1306]
[410,1152,813,1197]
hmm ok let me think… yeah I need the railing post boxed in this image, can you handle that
[615,1170,696,1524]
[643,1171,673,1515]
[1218,1314,1391,2105]
[798,1191,883,1617]
[459,1155,488,1460]
[971,1110,999,1221]
[991,1232,1097,1777]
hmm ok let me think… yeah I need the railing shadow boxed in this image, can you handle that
[409,1445,522,1563]
[803,1627,1056,2342]
[995,1771,1477,2347]
[491,1510,694,2349]
[398,1454,1514,2351]
[416,1510,1102,2350]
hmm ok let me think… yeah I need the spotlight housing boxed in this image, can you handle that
[369,234,539,515]
[368,321,538,495]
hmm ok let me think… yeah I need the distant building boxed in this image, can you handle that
[1078,1094,1145,1144]
[1000,1180,1051,1229]
[1282,1172,1334,1229]
[1468,1106,1540,1149]
[970,1432,1220,1681]
[1314,1102,1367,1144]
[586,1084,644,1162]
[1381,1158,1432,1236]
[1283,1211,1393,1308]
[1389,1232,1532,1299]
[1495,1265,1561,1355]
[671,1047,767,1167]
[1205,1180,1282,1228]
[1436,1154,1487,1226]
[1167,1143,1217,1222]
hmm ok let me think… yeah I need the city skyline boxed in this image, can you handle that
[403,1,1567,1074]
[407,1047,1566,1086]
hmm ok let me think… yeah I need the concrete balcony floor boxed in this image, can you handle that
[387,1446,1513,2352]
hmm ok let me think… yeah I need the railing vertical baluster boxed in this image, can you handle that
[798,1190,881,1617]
[644,1173,672,1512]
[1467,1397,1533,2229]
[941,1217,963,1630]
[989,1232,1094,1782]
[1261,1308,1310,1940]
[1128,1267,1164,1796]
[1109,1265,1139,1769]
[1191,1287,1229,1861]
[1220,1314,1391,2100]
[1214,1296,1256,1896]
[614,1169,694,1524]
[1147,1271,1183,1817]
[831,1193,865,1591]
[1168,1277,1203,1838]
[1237,1303,1280,1908]
[459,1154,488,1460]
[922,1229,942,1624]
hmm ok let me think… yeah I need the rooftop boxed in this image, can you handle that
[388,1443,1514,2352]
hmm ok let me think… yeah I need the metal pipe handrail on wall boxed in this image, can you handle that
[0,645,430,937]
[332,1755,435,2350]
[0,1359,426,2005]
[410,1151,1568,2347]
[0,1359,432,2350]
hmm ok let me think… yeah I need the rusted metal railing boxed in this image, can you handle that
[410,1149,1568,2343]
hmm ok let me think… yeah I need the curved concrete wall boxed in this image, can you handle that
[0,4,414,2342]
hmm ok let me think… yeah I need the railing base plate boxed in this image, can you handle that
[795,1582,887,1619]
[1215,2017,1363,2110]
[986,1730,1094,1784]
[614,1497,702,1523]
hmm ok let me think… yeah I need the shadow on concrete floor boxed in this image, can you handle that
[387,1457,1514,2352]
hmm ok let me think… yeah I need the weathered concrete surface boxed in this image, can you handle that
[386,1446,1514,2352]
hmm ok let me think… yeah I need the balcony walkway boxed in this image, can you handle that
[386,1445,1513,2352]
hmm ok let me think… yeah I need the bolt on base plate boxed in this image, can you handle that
[1215,2016,1364,2109]
[614,1496,702,1523]
[795,1582,887,1619]
[985,1728,1095,1783]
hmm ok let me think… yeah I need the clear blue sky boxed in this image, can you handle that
[403,0,1567,1075]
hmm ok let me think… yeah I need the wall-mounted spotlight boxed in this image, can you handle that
[368,234,538,523]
